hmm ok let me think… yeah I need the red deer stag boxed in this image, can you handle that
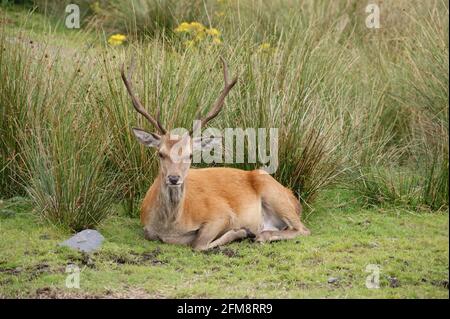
[121,57,310,251]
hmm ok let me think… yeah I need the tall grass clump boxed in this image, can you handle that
[96,48,161,216]
[0,32,48,197]
[0,31,118,229]
[20,104,117,231]
[350,2,448,210]
[402,5,448,210]
[222,20,359,203]
[0,36,27,197]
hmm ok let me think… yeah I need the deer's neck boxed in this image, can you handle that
[155,175,185,223]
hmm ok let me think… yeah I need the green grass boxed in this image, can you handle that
[1,189,448,298]
[0,5,99,49]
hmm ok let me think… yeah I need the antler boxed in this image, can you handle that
[191,57,238,134]
[121,59,166,135]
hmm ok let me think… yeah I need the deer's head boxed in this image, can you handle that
[121,57,237,188]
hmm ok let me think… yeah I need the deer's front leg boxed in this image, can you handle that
[192,218,251,251]
[192,220,226,251]
[206,228,249,249]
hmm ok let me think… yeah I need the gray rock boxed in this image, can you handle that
[327,277,339,284]
[60,229,104,253]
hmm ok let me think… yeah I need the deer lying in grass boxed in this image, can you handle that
[121,58,310,251]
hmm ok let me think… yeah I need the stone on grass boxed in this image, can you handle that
[60,229,104,253]
[327,277,339,284]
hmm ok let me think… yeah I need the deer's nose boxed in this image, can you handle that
[168,175,180,185]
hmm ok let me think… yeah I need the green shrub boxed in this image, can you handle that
[0,32,119,229]
[20,104,117,231]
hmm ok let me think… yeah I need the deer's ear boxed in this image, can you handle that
[132,128,161,148]
[192,136,222,151]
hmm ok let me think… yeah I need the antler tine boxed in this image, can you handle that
[192,57,237,133]
[121,58,167,134]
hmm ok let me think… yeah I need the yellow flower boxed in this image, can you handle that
[206,28,220,37]
[195,30,206,41]
[175,22,222,48]
[189,22,205,32]
[259,42,271,50]
[108,34,127,46]
[174,22,190,33]
[111,34,126,41]
[215,11,225,17]
[174,21,207,35]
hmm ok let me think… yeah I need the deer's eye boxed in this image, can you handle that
[189,154,193,160]
[158,152,165,159]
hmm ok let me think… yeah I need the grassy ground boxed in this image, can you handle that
[0,5,99,43]
[1,189,448,298]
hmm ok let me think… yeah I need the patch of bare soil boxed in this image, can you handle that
[0,262,57,279]
[103,248,165,266]
[431,279,449,290]
[203,247,240,257]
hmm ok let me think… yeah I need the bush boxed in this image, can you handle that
[0,33,118,229]
[20,104,117,231]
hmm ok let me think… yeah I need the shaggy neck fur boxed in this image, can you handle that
[156,176,185,224]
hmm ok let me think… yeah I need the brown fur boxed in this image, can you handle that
[141,167,310,250]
